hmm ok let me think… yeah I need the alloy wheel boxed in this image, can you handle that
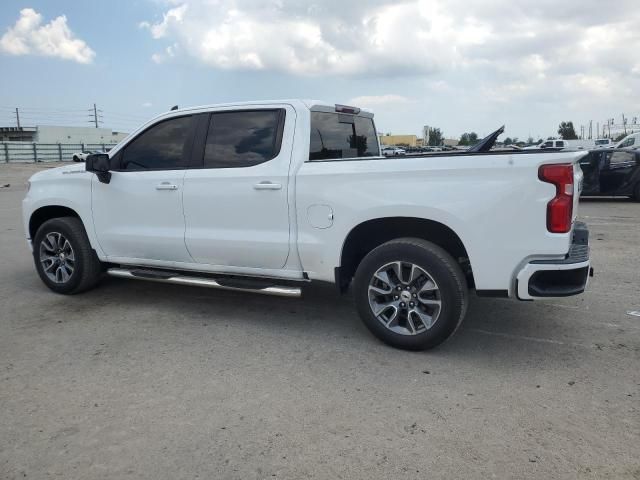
[39,232,76,284]
[368,261,442,335]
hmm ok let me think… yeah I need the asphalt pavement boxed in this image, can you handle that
[1,163,638,479]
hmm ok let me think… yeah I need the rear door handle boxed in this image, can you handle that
[156,182,178,191]
[253,181,282,190]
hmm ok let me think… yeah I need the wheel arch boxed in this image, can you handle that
[337,217,473,293]
[29,205,81,240]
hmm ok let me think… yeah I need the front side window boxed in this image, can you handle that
[121,116,193,170]
[309,112,379,160]
[542,141,553,148]
[203,110,283,168]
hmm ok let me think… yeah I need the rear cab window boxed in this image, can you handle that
[309,111,379,160]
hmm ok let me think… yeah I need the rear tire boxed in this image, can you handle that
[33,217,103,294]
[633,182,640,202]
[72,155,80,162]
[353,238,468,351]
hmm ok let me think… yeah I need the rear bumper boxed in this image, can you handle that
[516,222,591,300]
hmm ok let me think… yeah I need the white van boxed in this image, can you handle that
[594,138,614,148]
[615,132,640,149]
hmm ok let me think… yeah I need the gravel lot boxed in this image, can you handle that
[1,162,639,479]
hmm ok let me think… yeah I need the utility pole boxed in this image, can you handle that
[588,120,592,140]
[596,122,599,139]
[15,108,20,128]
[622,114,627,135]
[88,103,103,128]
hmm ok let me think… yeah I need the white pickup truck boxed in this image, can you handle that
[22,100,592,350]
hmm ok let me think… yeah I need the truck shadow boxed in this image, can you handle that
[49,275,599,370]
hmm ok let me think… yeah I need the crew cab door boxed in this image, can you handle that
[182,106,293,269]
[91,115,198,262]
[600,150,638,195]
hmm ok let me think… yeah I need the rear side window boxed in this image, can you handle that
[204,110,284,168]
[608,151,635,167]
[309,112,379,160]
[121,116,193,170]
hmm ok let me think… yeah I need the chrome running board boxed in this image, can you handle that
[106,268,302,298]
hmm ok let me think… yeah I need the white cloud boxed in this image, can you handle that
[0,8,95,64]
[150,42,180,64]
[349,94,410,109]
[140,0,640,129]
[140,0,491,76]
[140,4,188,40]
[139,0,638,79]
[142,102,153,108]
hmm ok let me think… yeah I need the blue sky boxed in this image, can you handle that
[1,0,638,140]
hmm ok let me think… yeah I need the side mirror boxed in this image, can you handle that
[86,153,111,184]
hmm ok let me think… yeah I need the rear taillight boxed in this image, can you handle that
[538,163,574,233]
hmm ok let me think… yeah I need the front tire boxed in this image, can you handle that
[633,182,640,202]
[72,155,80,162]
[33,217,103,294]
[353,238,468,350]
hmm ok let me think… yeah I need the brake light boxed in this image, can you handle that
[538,164,574,233]
[335,104,360,115]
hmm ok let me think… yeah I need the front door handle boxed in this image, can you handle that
[253,181,282,190]
[156,182,178,191]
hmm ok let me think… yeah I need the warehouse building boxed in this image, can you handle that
[379,134,419,147]
[0,125,128,143]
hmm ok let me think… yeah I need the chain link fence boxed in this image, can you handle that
[1,142,117,163]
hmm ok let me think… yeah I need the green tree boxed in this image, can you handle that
[459,132,479,146]
[428,127,444,146]
[558,121,578,140]
[503,137,513,145]
[527,136,535,145]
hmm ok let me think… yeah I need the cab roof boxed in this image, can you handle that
[166,99,374,118]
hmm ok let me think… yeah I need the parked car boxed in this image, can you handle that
[22,99,591,351]
[615,132,640,150]
[579,149,640,200]
[72,151,102,162]
[381,146,406,156]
